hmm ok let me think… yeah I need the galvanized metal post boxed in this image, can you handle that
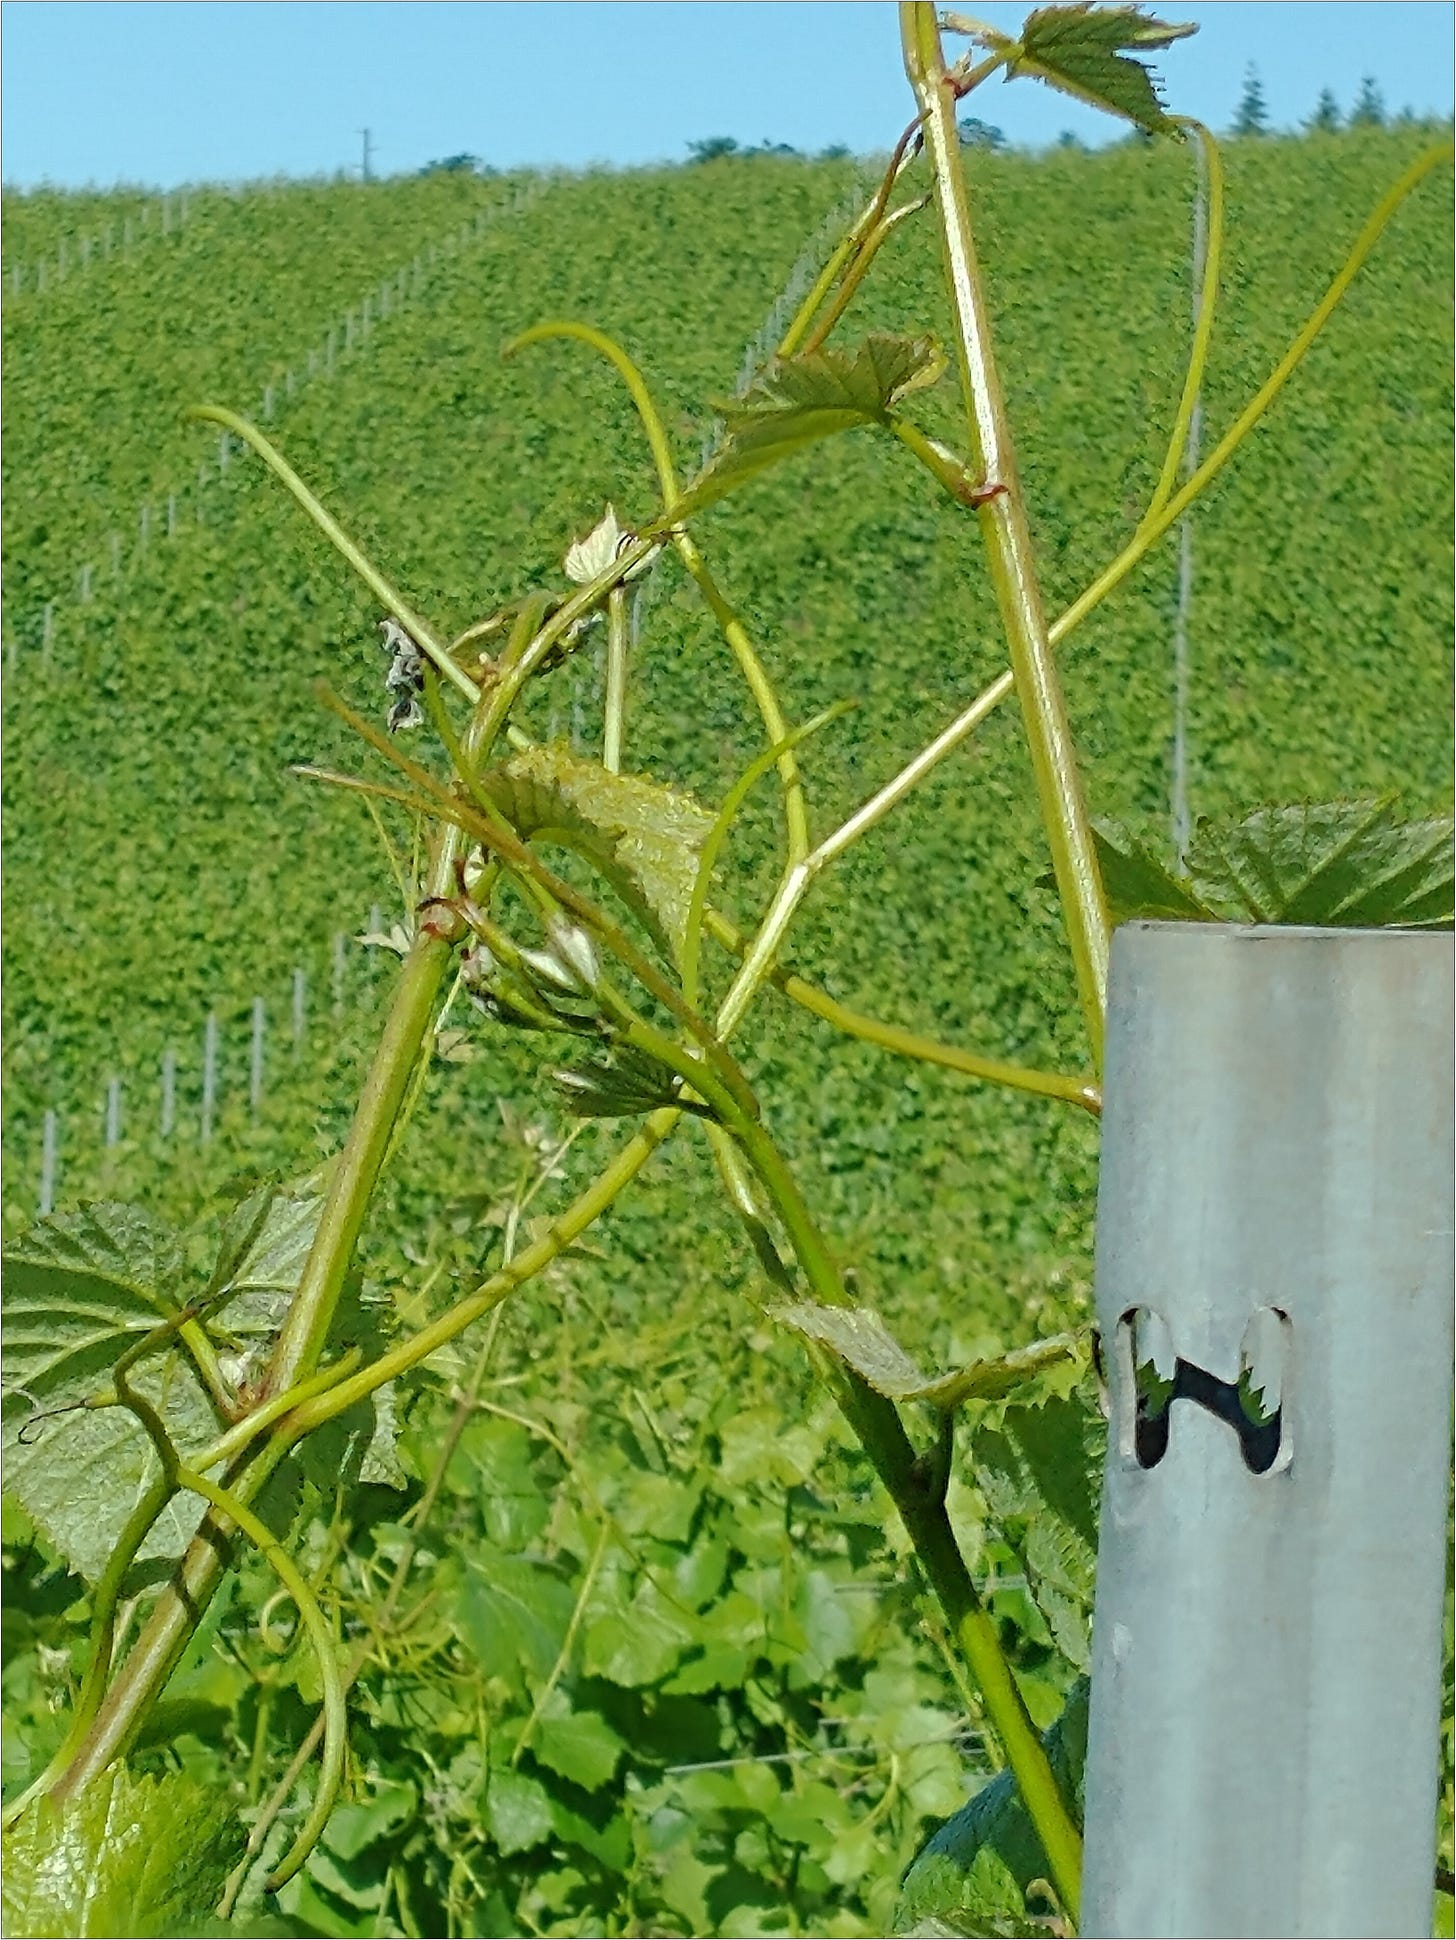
[39,1111,58,1217]
[1082,923,1454,1940]
[201,1011,219,1145]
[249,997,265,1115]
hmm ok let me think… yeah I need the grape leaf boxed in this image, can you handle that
[895,1681,1089,1937]
[1185,797,1454,929]
[1087,801,1453,929]
[772,1301,1084,1410]
[530,1692,628,1790]
[1,1203,219,1584]
[955,4,1196,137]
[1089,820,1220,924]
[486,1768,555,1855]
[663,334,947,521]
[973,1392,1102,1670]
[3,1764,244,1938]
[482,744,714,966]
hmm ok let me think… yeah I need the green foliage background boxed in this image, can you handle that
[3,122,1451,1936]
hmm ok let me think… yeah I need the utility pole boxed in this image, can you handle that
[360,127,373,182]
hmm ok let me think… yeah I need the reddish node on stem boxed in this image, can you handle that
[961,477,1008,509]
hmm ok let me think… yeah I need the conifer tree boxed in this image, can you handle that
[1306,88,1341,134]
[1232,64,1270,136]
[1350,75,1386,127]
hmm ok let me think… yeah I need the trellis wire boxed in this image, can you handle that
[1170,145,1207,866]
[201,1011,219,1145]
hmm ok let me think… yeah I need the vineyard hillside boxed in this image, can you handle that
[3,129,1451,1343]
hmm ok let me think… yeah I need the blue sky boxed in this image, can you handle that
[2,2,1451,190]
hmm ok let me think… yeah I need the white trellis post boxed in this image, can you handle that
[104,1077,122,1148]
[249,997,265,1114]
[332,932,347,1016]
[41,603,54,665]
[161,1047,177,1138]
[40,1111,59,1217]
[200,1011,219,1145]
[167,493,177,538]
[110,532,122,579]
[79,563,93,602]
[292,968,307,1047]
[1081,923,1455,1940]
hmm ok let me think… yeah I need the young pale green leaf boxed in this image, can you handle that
[663,334,947,521]
[1185,797,1455,929]
[1,1204,221,1583]
[895,1681,1088,1937]
[482,744,714,967]
[1002,5,1196,137]
[3,1765,245,1939]
[772,1302,1084,1411]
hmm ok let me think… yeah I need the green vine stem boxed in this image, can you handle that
[635,1024,1086,1919]
[504,321,810,863]
[183,405,478,705]
[902,0,1109,1077]
[48,672,501,1795]
[798,194,930,355]
[172,1464,346,1892]
[1056,137,1452,642]
[703,907,1100,1113]
[777,115,923,358]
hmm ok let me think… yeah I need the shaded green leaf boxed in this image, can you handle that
[974,1392,1102,1666]
[483,744,714,964]
[457,1544,576,1685]
[553,1043,686,1119]
[583,1577,698,1686]
[319,1779,416,1862]
[1,1204,219,1583]
[485,1767,555,1854]
[895,1681,1089,1937]
[3,1765,244,1938]
[1185,797,1455,929]
[531,1693,628,1790]
[1088,820,1220,924]
[666,334,946,520]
